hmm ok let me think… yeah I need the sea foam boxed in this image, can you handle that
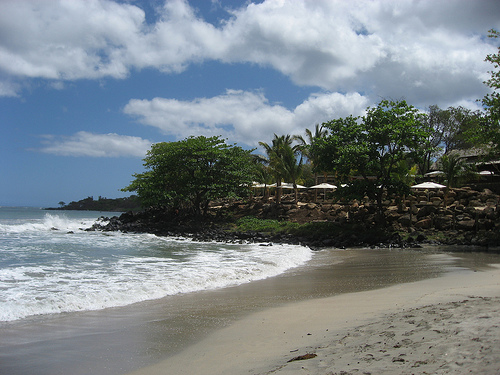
[0,216,312,322]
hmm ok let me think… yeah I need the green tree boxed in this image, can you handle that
[297,124,329,185]
[419,105,483,174]
[259,134,301,203]
[312,99,432,213]
[279,141,304,202]
[476,29,500,164]
[438,153,469,188]
[123,136,255,216]
[483,29,500,126]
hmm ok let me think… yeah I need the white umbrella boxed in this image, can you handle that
[424,171,445,177]
[411,182,446,189]
[309,183,337,201]
[268,182,306,189]
[309,183,337,189]
[281,182,307,189]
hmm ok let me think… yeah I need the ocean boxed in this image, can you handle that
[0,207,312,322]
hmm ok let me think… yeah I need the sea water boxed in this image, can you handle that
[0,207,312,322]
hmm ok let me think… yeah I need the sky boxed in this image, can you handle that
[1,0,499,207]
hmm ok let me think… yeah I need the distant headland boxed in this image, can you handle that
[45,195,141,212]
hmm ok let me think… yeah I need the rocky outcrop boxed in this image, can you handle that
[88,187,500,250]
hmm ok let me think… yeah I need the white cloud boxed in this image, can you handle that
[124,90,368,147]
[0,0,498,107]
[0,0,145,80]
[0,79,19,97]
[37,132,151,157]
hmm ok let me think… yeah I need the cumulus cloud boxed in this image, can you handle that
[37,132,151,157]
[1,0,498,106]
[124,90,369,147]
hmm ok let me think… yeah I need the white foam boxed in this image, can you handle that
[0,213,102,234]
[0,231,312,322]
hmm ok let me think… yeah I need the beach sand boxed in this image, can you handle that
[128,264,500,375]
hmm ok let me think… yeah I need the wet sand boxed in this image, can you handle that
[0,247,499,375]
[129,261,500,375]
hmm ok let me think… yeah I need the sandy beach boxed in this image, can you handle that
[129,263,500,375]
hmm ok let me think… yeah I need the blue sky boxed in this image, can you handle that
[1,0,499,207]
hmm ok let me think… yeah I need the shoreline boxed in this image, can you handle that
[127,264,500,375]
[2,247,496,375]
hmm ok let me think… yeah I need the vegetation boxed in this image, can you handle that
[48,195,141,212]
[259,134,303,203]
[476,28,500,169]
[311,100,433,213]
[123,136,255,216]
[234,216,300,233]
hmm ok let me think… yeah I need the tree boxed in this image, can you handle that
[477,29,500,160]
[483,29,500,125]
[297,124,329,186]
[438,153,477,189]
[123,136,255,216]
[279,141,304,202]
[439,153,466,188]
[312,99,432,214]
[250,154,273,199]
[259,134,302,203]
[419,105,483,174]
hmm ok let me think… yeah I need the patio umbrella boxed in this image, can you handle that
[411,182,446,189]
[424,171,445,177]
[309,183,337,201]
[280,182,307,189]
[309,183,337,189]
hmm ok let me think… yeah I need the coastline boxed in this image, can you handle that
[127,263,500,375]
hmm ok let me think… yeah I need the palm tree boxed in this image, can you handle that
[259,134,302,204]
[439,153,467,188]
[251,154,273,200]
[296,124,329,201]
[279,142,303,202]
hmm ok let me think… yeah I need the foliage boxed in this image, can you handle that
[234,216,299,233]
[49,195,141,212]
[479,29,500,158]
[259,134,303,203]
[312,99,432,211]
[483,29,500,122]
[419,105,483,174]
[123,136,255,215]
[232,216,376,241]
[438,153,477,188]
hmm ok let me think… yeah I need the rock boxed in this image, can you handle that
[456,220,476,231]
[417,205,437,218]
[468,199,483,207]
[434,215,453,230]
[398,214,416,227]
[415,218,432,229]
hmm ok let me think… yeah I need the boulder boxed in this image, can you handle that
[434,215,453,230]
[468,199,483,207]
[398,214,416,227]
[417,205,437,218]
[456,220,476,231]
[415,218,432,229]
